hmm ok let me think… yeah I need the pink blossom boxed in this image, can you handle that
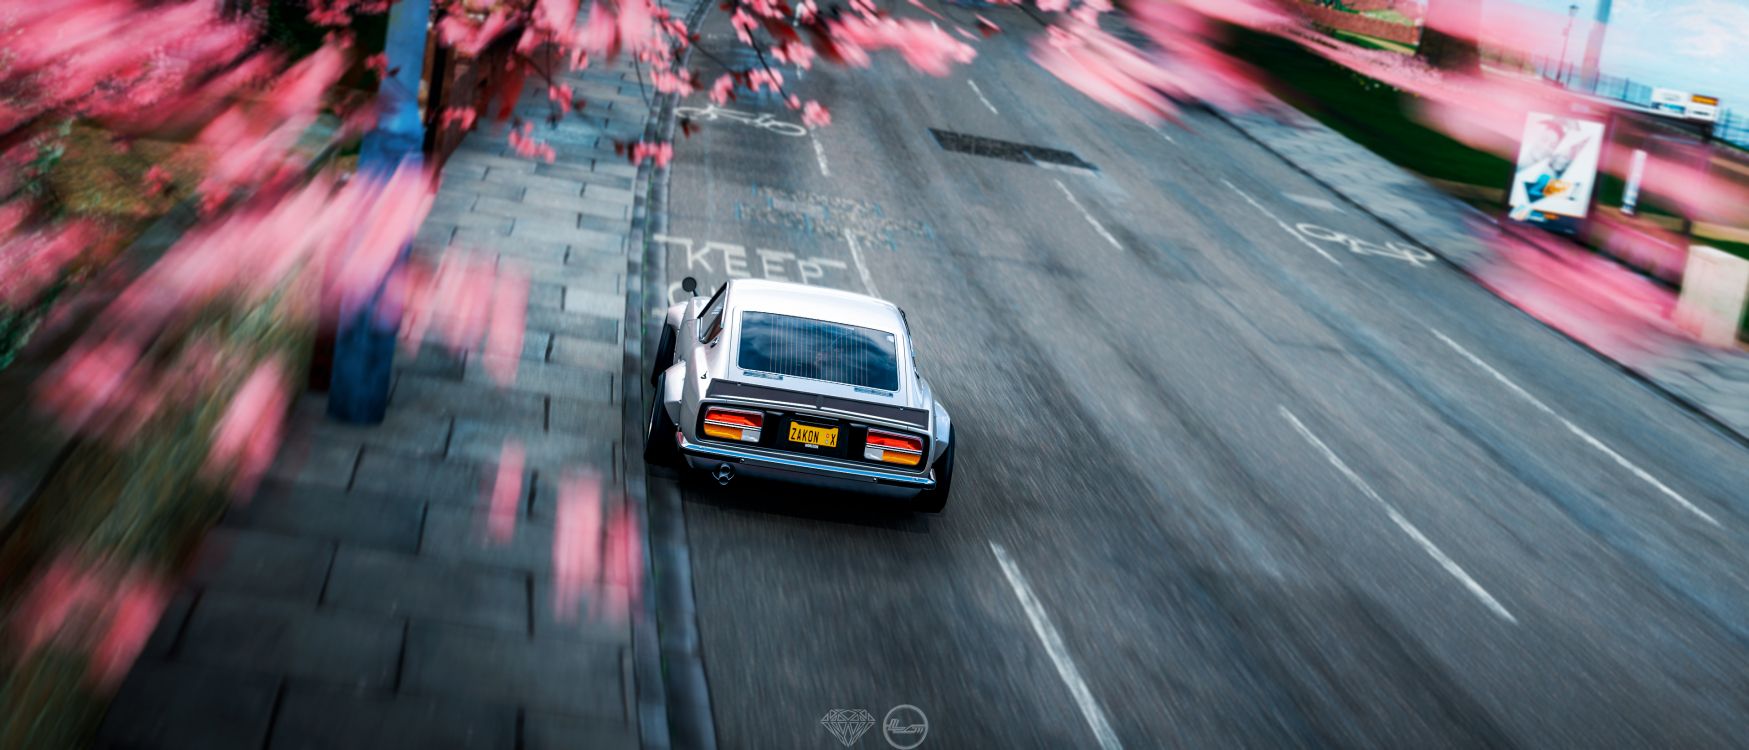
[552,470,604,622]
[508,122,557,163]
[483,267,530,385]
[203,358,291,498]
[831,15,976,76]
[617,0,656,54]
[487,438,526,543]
[89,573,169,687]
[598,505,642,623]
[429,253,496,353]
[708,74,738,105]
[267,45,347,125]
[801,100,831,128]
[630,141,673,167]
[364,52,388,77]
[332,163,437,318]
[11,557,103,656]
[547,84,576,117]
[0,222,93,307]
[534,0,579,37]
[651,68,695,95]
[731,9,759,44]
[1474,222,1682,361]
[1032,24,1181,123]
[577,1,620,59]
[772,40,817,69]
[1590,213,1689,283]
[746,68,784,94]
[393,263,437,354]
[143,165,172,198]
[441,8,515,57]
[440,106,478,131]
[38,339,143,435]
[1169,0,1290,30]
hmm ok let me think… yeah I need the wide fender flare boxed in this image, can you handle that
[931,400,952,464]
[661,361,687,424]
[663,301,690,331]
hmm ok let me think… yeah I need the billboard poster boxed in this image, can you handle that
[1508,113,1606,233]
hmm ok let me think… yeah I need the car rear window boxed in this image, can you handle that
[737,311,900,392]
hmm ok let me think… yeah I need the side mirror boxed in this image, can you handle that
[681,277,698,296]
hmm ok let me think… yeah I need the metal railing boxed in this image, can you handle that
[1521,54,1748,150]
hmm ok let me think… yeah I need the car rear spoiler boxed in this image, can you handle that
[706,380,929,429]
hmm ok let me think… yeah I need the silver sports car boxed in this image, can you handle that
[643,278,954,512]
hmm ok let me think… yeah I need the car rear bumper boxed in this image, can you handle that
[678,434,935,496]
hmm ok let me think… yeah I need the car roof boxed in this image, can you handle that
[726,279,906,335]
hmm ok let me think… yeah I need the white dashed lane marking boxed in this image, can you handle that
[811,133,831,177]
[1221,179,1342,266]
[844,231,879,298]
[1432,329,1721,527]
[968,79,1000,115]
[990,541,1124,750]
[1280,406,1519,623]
[1053,179,1124,252]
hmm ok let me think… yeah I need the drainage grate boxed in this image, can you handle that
[929,129,1097,171]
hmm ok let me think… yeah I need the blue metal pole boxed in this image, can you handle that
[328,0,429,424]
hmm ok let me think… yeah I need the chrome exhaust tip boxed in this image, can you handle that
[711,462,736,486]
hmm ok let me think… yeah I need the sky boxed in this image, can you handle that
[1413,0,1749,110]
[1474,0,1749,109]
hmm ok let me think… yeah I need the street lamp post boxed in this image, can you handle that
[1558,3,1580,86]
[328,0,429,425]
[1580,0,1614,90]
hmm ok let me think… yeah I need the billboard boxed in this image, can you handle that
[1651,88,1721,122]
[1508,113,1606,232]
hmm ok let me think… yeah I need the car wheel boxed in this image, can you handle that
[649,323,676,386]
[912,439,953,513]
[644,374,679,466]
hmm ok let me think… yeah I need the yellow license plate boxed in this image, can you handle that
[787,423,839,448]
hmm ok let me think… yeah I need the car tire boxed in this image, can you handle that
[644,374,679,466]
[650,323,676,387]
[912,439,953,513]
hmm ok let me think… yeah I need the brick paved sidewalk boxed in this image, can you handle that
[97,54,662,750]
[1220,106,1749,443]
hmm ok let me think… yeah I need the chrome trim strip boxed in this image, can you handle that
[679,436,936,487]
[865,443,922,455]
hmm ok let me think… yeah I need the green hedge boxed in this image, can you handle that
[1225,27,1516,192]
[0,278,315,749]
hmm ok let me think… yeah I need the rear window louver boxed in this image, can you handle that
[737,311,899,392]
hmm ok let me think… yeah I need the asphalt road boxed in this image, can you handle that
[646,5,1749,748]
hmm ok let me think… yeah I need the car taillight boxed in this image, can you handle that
[703,406,763,443]
[864,429,923,466]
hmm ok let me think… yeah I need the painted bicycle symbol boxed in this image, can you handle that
[674,104,808,137]
[1293,224,1436,266]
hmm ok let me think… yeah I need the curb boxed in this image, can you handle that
[1207,106,1749,453]
[621,1,718,748]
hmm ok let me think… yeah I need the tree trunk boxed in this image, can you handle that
[1417,0,1482,74]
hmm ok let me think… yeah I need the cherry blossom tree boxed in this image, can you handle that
[5,0,1744,743]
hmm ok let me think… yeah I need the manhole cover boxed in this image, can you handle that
[929,129,1097,170]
